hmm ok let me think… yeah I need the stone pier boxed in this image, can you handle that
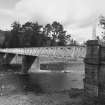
[21,55,40,74]
[0,53,15,65]
[84,40,105,104]
[3,54,15,65]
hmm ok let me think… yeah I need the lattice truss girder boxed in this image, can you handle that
[0,46,86,59]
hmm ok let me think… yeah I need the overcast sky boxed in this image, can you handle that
[0,0,105,42]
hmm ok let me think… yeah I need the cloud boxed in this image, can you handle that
[13,0,94,25]
[13,0,105,29]
[68,26,93,42]
[0,9,15,30]
[1,0,105,41]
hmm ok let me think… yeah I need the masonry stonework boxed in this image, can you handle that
[84,40,105,104]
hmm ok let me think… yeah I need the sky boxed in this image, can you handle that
[0,0,105,42]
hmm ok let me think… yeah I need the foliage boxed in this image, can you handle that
[99,16,105,41]
[3,21,21,48]
[11,21,21,47]
[44,21,67,46]
[2,21,78,48]
[20,22,46,47]
[2,31,12,48]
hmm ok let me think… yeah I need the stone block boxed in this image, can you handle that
[84,78,98,85]
[84,83,98,97]
[84,58,100,64]
[86,46,100,58]
[100,46,105,62]
[99,65,105,85]
[86,40,100,46]
[85,63,99,71]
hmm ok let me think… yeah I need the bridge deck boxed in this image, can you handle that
[0,46,86,59]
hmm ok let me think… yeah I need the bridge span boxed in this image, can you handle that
[0,46,86,73]
[0,46,86,59]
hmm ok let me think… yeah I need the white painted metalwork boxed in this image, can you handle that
[0,46,86,60]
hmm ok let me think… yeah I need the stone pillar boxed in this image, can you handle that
[98,42,105,102]
[21,55,38,74]
[84,40,101,104]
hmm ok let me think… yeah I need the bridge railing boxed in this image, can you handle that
[0,46,86,59]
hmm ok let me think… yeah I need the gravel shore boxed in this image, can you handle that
[0,91,83,105]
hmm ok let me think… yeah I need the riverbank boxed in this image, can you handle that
[0,89,83,105]
[0,57,84,105]
[0,70,84,105]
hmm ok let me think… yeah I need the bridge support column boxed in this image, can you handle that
[21,55,39,74]
[84,40,105,104]
[29,56,40,72]
[2,53,15,65]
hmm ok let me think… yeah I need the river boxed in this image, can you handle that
[0,59,85,95]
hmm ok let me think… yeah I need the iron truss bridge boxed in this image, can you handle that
[0,46,86,60]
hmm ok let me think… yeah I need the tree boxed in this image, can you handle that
[3,31,12,48]
[52,21,67,46]
[20,22,47,47]
[11,21,21,47]
[58,31,66,46]
[3,22,21,48]
[44,24,52,37]
[3,20,75,48]
[30,22,44,47]
[43,24,52,46]
[99,16,105,41]
[65,34,71,45]
[11,21,21,32]
[44,21,67,46]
